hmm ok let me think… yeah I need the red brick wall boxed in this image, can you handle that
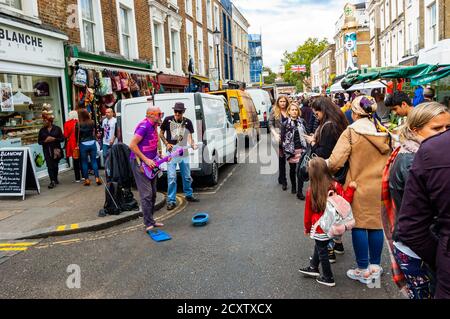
[135,0,152,61]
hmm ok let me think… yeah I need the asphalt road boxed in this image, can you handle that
[0,137,403,299]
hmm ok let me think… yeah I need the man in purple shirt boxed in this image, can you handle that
[397,129,450,299]
[129,106,164,232]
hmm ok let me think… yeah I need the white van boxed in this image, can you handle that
[246,89,272,129]
[116,93,237,185]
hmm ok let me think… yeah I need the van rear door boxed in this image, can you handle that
[154,94,200,172]
[118,96,154,146]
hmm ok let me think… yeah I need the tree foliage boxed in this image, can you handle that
[263,67,277,84]
[282,38,329,91]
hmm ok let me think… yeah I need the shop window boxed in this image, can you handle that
[0,73,65,173]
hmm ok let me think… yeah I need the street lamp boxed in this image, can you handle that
[213,27,221,90]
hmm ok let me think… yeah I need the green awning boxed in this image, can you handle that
[341,64,442,89]
[410,66,450,86]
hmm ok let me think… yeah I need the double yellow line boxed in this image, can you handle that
[0,242,38,252]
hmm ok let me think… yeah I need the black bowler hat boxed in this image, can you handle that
[173,102,186,112]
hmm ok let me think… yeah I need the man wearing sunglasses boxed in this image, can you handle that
[160,102,199,211]
[129,106,165,232]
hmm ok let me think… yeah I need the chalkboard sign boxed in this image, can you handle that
[0,147,40,200]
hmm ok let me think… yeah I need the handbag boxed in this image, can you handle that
[299,145,316,181]
[73,123,80,160]
[53,148,63,161]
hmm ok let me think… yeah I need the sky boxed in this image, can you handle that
[235,0,359,71]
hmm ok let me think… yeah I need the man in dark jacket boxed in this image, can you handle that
[397,129,450,299]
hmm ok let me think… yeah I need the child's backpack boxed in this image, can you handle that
[317,190,355,238]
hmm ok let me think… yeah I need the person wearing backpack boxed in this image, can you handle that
[299,157,356,287]
[327,95,391,284]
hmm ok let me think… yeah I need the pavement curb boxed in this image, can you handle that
[0,193,166,241]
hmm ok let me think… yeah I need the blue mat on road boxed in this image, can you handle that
[147,230,172,242]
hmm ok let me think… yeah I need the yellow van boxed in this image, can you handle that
[210,89,260,144]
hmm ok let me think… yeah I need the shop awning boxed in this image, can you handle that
[329,79,386,92]
[411,65,450,86]
[192,75,210,83]
[341,64,441,89]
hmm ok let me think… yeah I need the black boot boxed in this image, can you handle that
[48,181,56,189]
[297,192,305,200]
[282,183,287,191]
[291,186,296,194]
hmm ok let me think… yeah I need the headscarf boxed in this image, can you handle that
[68,110,79,121]
[351,95,388,133]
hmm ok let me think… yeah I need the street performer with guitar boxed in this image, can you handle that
[129,105,165,232]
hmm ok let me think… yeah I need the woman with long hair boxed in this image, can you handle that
[78,109,101,186]
[281,102,308,198]
[269,95,290,190]
[383,102,450,298]
[308,97,349,159]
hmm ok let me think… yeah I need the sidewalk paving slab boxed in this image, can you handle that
[0,170,165,241]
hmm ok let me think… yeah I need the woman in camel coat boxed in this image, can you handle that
[327,95,392,285]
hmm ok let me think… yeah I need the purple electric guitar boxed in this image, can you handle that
[141,147,189,180]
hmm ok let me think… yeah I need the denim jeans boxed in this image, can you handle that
[102,144,111,164]
[351,228,384,269]
[80,142,99,179]
[167,156,193,204]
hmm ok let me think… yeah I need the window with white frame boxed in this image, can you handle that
[185,0,192,16]
[168,0,178,8]
[380,7,385,30]
[196,0,202,22]
[398,0,404,15]
[206,0,212,29]
[153,22,164,69]
[213,4,220,31]
[209,44,214,68]
[408,22,412,52]
[429,2,437,45]
[171,29,181,72]
[398,29,404,59]
[81,0,96,52]
[198,39,204,75]
[0,0,21,9]
[188,34,195,70]
[120,6,132,59]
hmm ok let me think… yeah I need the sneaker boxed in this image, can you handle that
[369,265,383,279]
[316,276,336,287]
[73,180,81,183]
[328,249,336,264]
[346,268,372,284]
[333,242,345,255]
[298,266,320,278]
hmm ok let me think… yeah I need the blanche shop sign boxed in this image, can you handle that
[0,23,65,68]
[0,28,44,49]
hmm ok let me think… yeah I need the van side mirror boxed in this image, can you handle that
[232,113,240,123]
